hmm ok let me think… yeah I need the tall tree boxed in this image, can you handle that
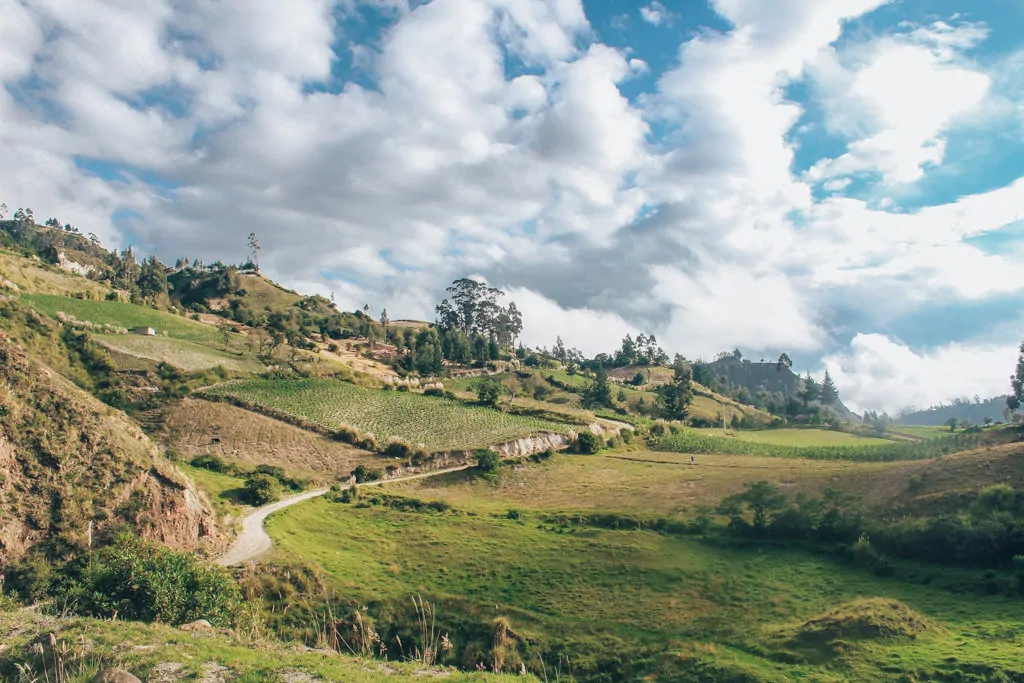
[505,301,523,350]
[247,232,261,273]
[820,370,839,407]
[379,308,390,330]
[1007,338,1024,414]
[657,354,694,421]
[797,372,820,409]
[581,364,613,409]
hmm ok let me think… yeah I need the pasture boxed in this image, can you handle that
[269,489,1024,681]
[201,378,574,451]
[695,427,890,446]
[21,293,223,342]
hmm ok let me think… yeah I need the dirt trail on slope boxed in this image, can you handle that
[216,465,473,566]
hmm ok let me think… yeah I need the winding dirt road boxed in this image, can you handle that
[216,464,473,566]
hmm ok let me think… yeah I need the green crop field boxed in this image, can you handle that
[97,334,262,373]
[694,427,890,446]
[202,378,573,451]
[656,427,995,461]
[21,293,222,342]
[891,425,955,439]
[269,494,1024,681]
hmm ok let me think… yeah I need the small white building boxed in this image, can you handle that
[133,326,156,336]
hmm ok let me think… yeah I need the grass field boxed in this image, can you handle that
[97,334,262,372]
[890,425,955,439]
[269,493,1024,681]
[202,378,574,451]
[695,427,891,446]
[21,293,223,341]
[657,427,993,462]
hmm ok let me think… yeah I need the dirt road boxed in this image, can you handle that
[216,464,473,566]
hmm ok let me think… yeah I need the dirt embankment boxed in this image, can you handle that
[0,334,222,566]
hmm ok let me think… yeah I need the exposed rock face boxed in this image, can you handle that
[0,333,221,567]
[55,250,95,276]
[492,432,570,457]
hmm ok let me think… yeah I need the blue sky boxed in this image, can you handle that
[2,0,1023,413]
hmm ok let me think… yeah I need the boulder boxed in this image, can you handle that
[179,619,214,632]
[92,669,141,683]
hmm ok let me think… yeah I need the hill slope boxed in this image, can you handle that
[897,396,1009,426]
[0,332,221,566]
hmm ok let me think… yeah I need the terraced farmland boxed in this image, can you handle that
[202,378,574,451]
[22,293,222,341]
[693,427,890,446]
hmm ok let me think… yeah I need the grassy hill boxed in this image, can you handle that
[0,248,111,297]
[202,378,575,451]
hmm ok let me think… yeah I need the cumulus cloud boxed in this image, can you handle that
[824,334,1018,414]
[1,0,1021,412]
[807,22,991,184]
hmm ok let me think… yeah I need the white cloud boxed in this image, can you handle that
[824,334,1018,414]
[508,287,637,355]
[640,2,667,26]
[808,23,991,184]
[823,177,852,192]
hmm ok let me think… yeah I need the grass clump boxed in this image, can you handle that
[790,598,937,645]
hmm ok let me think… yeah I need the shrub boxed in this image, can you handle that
[475,379,503,407]
[64,534,240,626]
[507,509,523,520]
[620,428,634,444]
[244,472,281,505]
[382,438,414,459]
[575,431,601,454]
[352,464,384,483]
[476,448,501,473]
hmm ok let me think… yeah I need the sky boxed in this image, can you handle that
[1,0,1023,415]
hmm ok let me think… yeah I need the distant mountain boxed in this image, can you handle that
[897,397,1009,426]
[705,355,860,421]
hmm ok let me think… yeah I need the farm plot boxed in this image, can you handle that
[96,334,262,373]
[657,428,995,462]
[21,293,222,342]
[693,427,890,446]
[202,378,573,451]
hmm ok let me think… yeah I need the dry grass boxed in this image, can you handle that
[160,398,379,480]
[96,334,263,373]
[0,249,111,297]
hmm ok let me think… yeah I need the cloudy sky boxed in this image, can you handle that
[2,0,1023,414]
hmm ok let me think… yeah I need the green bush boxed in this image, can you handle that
[575,431,601,454]
[65,534,240,626]
[352,464,384,483]
[244,472,281,505]
[476,448,501,473]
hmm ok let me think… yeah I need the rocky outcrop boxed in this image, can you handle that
[492,432,571,457]
[55,250,95,276]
